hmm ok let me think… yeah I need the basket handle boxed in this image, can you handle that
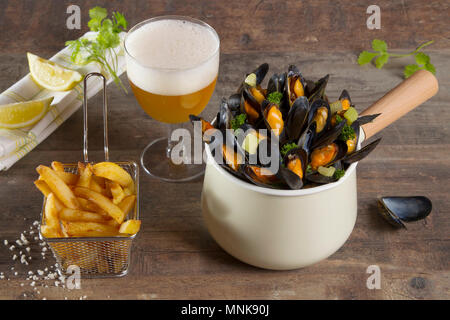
[83,72,109,162]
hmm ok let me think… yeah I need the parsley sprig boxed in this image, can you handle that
[281,142,298,157]
[358,39,435,78]
[231,114,247,131]
[65,7,128,93]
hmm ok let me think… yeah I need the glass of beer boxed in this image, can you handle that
[124,16,220,182]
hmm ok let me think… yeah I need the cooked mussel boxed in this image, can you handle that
[343,138,381,164]
[297,121,317,155]
[306,161,344,184]
[241,88,262,124]
[307,99,331,135]
[262,100,284,138]
[267,73,286,96]
[378,196,432,228]
[285,65,306,108]
[238,63,269,93]
[285,96,310,141]
[189,115,217,142]
[307,74,329,103]
[217,98,232,130]
[310,140,347,171]
[242,164,283,189]
[279,147,308,189]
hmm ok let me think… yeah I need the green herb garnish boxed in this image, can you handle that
[306,164,313,174]
[66,6,128,93]
[335,114,344,124]
[358,39,435,78]
[267,92,283,105]
[281,142,298,157]
[339,124,356,141]
[333,169,345,180]
[231,113,247,131]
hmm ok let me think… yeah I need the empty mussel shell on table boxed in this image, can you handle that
[377,196,432,228]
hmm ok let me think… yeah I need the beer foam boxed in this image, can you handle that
[125,19,219,96]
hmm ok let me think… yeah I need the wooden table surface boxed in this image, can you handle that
[0,0,449,300]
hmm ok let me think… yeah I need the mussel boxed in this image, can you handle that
[309,140,347,171]
[242,164,283,189]
[307,99,331,136]
[285,65,306,108]
[217,98,232,130]
[285,96,309,141]
[307,74,329,103]
[378,196,432,228]
[262,100,284,138]
[279,147,308,189]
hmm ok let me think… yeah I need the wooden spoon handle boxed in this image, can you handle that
[360,69,438,140]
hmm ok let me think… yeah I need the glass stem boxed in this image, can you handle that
[166,123,177,159]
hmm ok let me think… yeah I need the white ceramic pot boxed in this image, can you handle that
[200,70,438,270]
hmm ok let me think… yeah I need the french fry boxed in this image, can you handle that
[76,163,92,188]
[118,195,136,219]
[90,178,109,197]
[123,184,134,196]
[109,181,125,204]
[59,208,109,223]
[55,171,78,185]
[34,180,52,197]
[73,187,125,224]
[76,197,109,216]
[92,175,106,188]
[65,221,119,237]
[92,162,133,188]
[40,225,62,238]
[51,161,65,172]
[44,193,62,234]
[119,220,141,235]
[36,165,79,209]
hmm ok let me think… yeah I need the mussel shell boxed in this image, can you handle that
[227,93,242,116]
[241,164,284,189]
[307,99,331,136]
[378,196,432,228]
[343,138,381,164]
[253,63,269,85]
[339,89,352,105]
[305,162,342,185]
[267,73,286,95]
[357,113,381,126]
[279,147,308,190]
[307,74,329,103]
[285,65,307,107]
[309,140,348,170]
[311,119,346,149]
[241,87,262,123]
[261,100,285,139]
[286,96,309,141]
[297,121,317,155]
[217,98,232,130]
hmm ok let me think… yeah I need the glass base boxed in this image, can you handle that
[140,137,205,182]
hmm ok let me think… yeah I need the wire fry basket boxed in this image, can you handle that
[39,72,140,278]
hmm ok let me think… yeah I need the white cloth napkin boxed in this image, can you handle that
[0,32,126,170]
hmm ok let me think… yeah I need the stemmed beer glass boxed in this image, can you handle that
[124,16,220,182]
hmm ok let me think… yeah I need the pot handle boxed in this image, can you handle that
[360,69,438,140]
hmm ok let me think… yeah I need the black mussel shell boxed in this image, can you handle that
[343,138,381,164]
[357,113,381,126]
[307,74,329,103]
[253,63,269,85]
[227,93,242,116]
[217,98,232,130]
[267,73,286,95]
[279,147,308,189]
[307,99,331,136]
[241,88,262,124]
[297,121,317,155]
[189,115,217,141]
[241,164,284,189]
[286,96,309,141]
[377,196,432,228]
[339,89,352,105]
[285,65,307,107]
[310,140,348,170]
[312,119,346,149]
[306,162,343,184]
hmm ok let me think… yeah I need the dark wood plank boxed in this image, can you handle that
[0,0,449,300]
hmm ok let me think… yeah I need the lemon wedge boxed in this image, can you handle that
[0,97,53,129]
[27,53,82,91]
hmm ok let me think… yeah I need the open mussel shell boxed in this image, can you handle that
[307,74,329,103]
[237,63,269,93]
[357,113,381,126]
[241,164,284,189]
[312,119,346,149]
[285,96,310,141]
[306,161,343,185]
[285,65,307,107]
[343,138,381,164]
[307,99,331,137]
[227,93,242,116]
[377,196,432,228]
[241,88,262,124]
[310,140,348,171]
[297,121,316,155]
[212,129,246,179]
[261,100,285,140]
[217,98,232,130]
[278,147,308,190]
[339,89,352,105]
[267,73,286,95]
